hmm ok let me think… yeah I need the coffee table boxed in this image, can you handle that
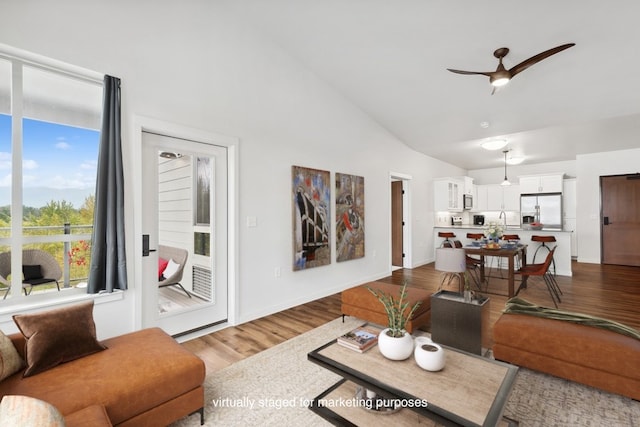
[308,337,518,426]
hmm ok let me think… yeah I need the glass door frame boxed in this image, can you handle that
[132,115,238,336]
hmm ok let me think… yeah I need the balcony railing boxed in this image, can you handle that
[0,223,93,291]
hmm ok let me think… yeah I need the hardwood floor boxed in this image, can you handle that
[182,261,640,374]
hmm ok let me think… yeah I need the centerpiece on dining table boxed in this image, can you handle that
[483,221,504,248]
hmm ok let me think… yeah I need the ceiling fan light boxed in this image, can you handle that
[501,178,511,186]
[490,76,510,87]
[480,139,508,150]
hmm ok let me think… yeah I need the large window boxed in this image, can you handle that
[0,51,102,303]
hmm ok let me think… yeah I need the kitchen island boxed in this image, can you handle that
[434,226,572,276]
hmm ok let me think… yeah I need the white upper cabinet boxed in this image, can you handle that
[562,178,577,218]
[434,178,463,211]
[461,176,474,195]
[503,185,521,211]
[471,184,485,212]
[485,184,520,211]
[519,174,564,194]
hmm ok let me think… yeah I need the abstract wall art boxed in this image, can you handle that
[335,172,365,262]
[292,165,331,270]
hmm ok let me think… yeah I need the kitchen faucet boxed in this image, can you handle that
[499,210,507,228]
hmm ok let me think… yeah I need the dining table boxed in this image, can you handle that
[464,244,528,298]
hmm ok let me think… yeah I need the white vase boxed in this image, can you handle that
[378,328,414,360]
[414,342,445,371]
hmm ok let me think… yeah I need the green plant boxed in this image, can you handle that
[367,281,421,337]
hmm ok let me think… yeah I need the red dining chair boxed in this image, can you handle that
[514,246,562,307]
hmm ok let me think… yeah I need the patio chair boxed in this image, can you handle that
[158,245,190,298]
[0,249,62,298]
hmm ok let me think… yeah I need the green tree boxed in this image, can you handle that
[79,195,95,226]
[27,200,79,228]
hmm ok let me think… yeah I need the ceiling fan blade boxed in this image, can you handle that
[509,43,575,77]
[447,68,493,77]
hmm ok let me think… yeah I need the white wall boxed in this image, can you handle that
[0,2,465,334]
[468,160,577,185]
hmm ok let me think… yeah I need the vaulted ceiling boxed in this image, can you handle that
[225,1,640,170]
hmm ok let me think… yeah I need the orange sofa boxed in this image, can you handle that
[341,281,432,333]
[493,313,640,400]
[0,327,205,426]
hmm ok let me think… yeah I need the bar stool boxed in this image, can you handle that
[438,232,456,248]
[531,235,556,275]
[466,233,484,241]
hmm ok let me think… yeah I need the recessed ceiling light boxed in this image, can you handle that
[506,156,524,165]
[480,139,508,150]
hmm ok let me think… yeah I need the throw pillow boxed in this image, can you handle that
[0,330,24,381]
[158,257,169,279]
[0,395,66,427]
[13,301,106,377]
[163,258,181,279]
[22,264,43,281]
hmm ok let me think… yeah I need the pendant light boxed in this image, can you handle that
[500,149,511,186]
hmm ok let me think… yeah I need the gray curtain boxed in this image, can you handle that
[88,75,128,293]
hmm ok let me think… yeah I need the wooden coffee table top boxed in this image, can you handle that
[309,338,518,426]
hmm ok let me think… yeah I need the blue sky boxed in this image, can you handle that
[0,114,99,207]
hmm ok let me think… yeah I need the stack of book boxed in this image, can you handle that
[337,324,382,353]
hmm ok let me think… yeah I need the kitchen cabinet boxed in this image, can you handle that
[434,178,462,211]
[563,178,577,258]
[485,184,520,211]
[461,176,474,195]
[563,218,578,258]
[519,174,564,194]
[472,185,487,212]
[562,178,576,218]
[503,185,520,211]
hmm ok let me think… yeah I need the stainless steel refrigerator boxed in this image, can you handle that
[520,193,562,229]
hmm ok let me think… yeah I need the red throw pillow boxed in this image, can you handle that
[158,258,169,279]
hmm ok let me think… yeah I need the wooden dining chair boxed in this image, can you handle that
[514,246,562,307]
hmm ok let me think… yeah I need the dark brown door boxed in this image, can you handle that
[601,174,640,266]
[391,181,404,267]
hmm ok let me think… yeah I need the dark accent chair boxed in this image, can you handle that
[0,249,62,298]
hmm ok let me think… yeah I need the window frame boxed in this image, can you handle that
[0,45,112,308]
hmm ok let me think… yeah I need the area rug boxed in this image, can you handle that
[171,317,640,426]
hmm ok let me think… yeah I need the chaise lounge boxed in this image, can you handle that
[493,298,640,400]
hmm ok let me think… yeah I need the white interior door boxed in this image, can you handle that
[141,131,228,336]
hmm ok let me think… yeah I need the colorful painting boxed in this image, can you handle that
[335,173,365,262]
[292,166,331,270]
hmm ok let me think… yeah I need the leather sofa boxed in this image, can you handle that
[493,313,640,400]
[0,327,205,426]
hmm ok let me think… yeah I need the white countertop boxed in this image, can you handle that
[434,225,570,232]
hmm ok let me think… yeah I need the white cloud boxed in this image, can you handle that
[56,141,71,150]
[0,152,10,170]
[80,160,97,170]
[23,174,37,185]
[0,174,11,186]
[23,159,38,170]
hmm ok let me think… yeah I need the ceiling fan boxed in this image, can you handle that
[447,43,575,91]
